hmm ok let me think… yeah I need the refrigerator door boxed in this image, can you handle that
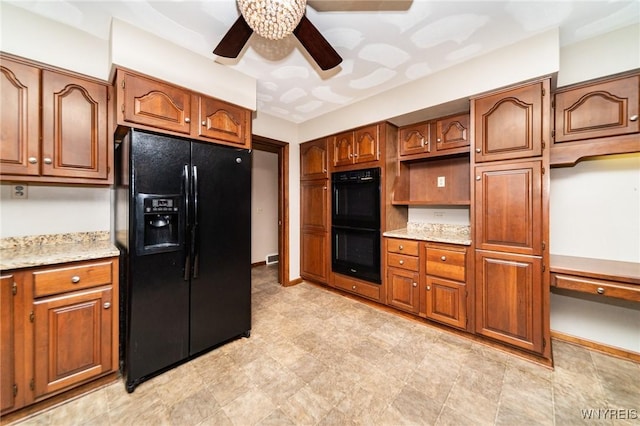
[189,141,251,355]
[126,130,191,388]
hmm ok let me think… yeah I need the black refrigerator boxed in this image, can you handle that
[115,129,251,393]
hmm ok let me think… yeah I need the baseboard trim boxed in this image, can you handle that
[251,261,267,267]
[551,330,640,363]
[287,277,303,287]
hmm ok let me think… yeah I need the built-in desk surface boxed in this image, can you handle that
[550,255,640,302]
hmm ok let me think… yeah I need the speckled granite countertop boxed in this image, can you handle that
[383,222,472,246]
[1,231,120,270]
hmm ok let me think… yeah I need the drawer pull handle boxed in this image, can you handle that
[28,157,38,164]
[104,302,111,309]
[630,115,639,122]
[43,157,53,165]
[412,282,417,287]
[399,260,404,265]
[440,256,447,261]
[596,287,605,295]
[71,276,81,284]
[184,117,191,123]
[399,245,404,250]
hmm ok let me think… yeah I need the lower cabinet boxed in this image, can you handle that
[423,276,467,329]
[333,273,381,301]
[387,268,420,314]
[422,243,468,330]
[475,250,543,353]
[0,258,118,416]
[301,231,329,283]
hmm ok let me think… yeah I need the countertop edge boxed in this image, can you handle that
[383,229,472,246]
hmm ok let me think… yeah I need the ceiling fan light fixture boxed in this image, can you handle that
[237,0,307,40]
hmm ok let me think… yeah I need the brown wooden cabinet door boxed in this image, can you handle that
[120,71,191,135]
[354,125,379,164]
[33,287,113,398]
[1,274,24,414]
[0,58,40,177]
[423,276,467,329]
[554,74,639,143]
[332,132,354,167]
[399,122,430,157]
[474,82,545,162]
[475,160,543,256]
[436,114,469,152]
[387,268,420,314]
[196,95,250,148]
[475,250,543,354]
[300,139,328,180]
[301,231,328,283]
[301,180,328,231]
[41,70,109,180]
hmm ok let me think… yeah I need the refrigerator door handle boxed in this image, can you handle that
[192,165,200,279]
[183,164,191,281]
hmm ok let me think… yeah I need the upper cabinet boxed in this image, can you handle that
[551,71,640,166]
[1,54,112,185]
[331,124,379,168]
[473,82,545,162]
[116,69,251,149]
[397,113,470,161]
[301,138,328,180]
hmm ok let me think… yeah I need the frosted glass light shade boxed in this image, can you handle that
[237,0,307,40]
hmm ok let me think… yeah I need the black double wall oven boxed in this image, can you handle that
[331,167,381,284]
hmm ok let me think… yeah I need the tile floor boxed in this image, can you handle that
[12,265,640,425]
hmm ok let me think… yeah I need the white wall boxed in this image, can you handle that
[251,150,279,264]
[0,184,110,237]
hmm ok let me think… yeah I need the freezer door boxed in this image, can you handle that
[126,130,191,387]
[189,141,251,355]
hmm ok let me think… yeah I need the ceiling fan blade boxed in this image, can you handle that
[293,15,342,71]
[213,16,253,58]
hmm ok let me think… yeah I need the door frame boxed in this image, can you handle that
[252,135,290,286]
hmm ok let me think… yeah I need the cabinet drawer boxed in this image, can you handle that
[333,274,380,301]
[33,261,113,297]
[426,247,466,282]
[387,239,419,256]
[551,274,640,302]
[387,253,419,271]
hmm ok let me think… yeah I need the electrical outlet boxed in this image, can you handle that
[11,184,28,199]
[437,176,446,187]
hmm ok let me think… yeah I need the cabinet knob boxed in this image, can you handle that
[201,121,206,126]
[354,153,358,157]
[43,157,53,165]
[399,245,404,250]
[630,115,639,122]
[596,287,605,294]
[103,302,111,309]
[71,276,80,284]
[323,186,327,190]
[440,256,447,261]
[352,285,356,290]
[475,148,481,153]
[399,260,404,265]
[28,157,38,164]
[412,282,417,287]
[185,117,191,123]
[323,169,327,173]
[426,286,431,291]
[349,154,353,158]
[437,138,441,142]
[476,176,481,181]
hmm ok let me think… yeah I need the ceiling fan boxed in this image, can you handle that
[213,0,412,71]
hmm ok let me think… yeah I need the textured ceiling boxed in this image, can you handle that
[7,0,639,124]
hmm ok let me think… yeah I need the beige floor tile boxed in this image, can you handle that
[220,388,276,426]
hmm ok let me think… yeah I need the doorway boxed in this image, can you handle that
[252,136,290,286]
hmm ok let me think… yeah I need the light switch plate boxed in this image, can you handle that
[437,176,446,187]
[11,184,28,199]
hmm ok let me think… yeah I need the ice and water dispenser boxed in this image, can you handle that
[135,194,182,255]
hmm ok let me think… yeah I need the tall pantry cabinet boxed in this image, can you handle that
[471,79,551,359]
[300,138,330,283]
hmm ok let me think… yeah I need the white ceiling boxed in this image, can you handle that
[7,0,639,124]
